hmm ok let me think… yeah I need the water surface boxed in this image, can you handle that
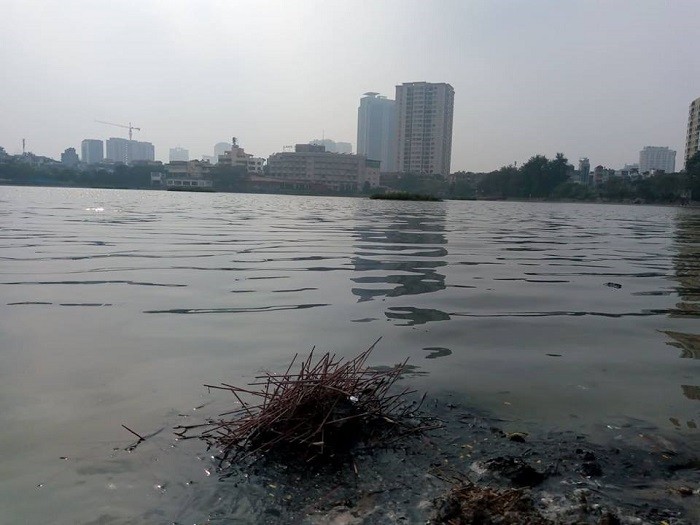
[0,187,698,523]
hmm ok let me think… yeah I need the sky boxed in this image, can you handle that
[1,0,699,172]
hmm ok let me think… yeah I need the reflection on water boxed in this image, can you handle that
[351,208,447,302]
[662,330,700,359]
[422,346,452,359]
[666,211,700,403]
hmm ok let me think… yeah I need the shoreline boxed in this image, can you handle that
[172,397,700,524]
[1,182,696,207]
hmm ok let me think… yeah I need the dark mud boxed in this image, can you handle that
[184,397,699,524]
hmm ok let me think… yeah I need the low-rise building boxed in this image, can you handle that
[266,144,379,193]
[217,138,265,173]
[162,160,214,189]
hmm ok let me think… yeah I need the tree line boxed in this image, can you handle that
[2,149,699,203]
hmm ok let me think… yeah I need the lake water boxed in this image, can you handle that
[0,186,698,523]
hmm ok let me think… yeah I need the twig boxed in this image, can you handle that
[121,424,145,441]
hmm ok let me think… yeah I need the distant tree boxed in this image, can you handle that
[520,155,550,198]
[211,164,248,191]
[600,177,634,201]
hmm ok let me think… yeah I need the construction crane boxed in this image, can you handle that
[95,120,141,140]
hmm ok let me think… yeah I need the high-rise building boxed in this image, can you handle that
[357,92,396,172]
[81,139,104,164]
[61,147,79,167]
[686,96,700,165]
[639,146,676,174]
[169,147,189,162]
[214,142,231,160]
[105,138,155,163]
[578,157,590,184]
[310,139,353,154]
[395,82,454,176]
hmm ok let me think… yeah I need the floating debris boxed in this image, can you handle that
[175,339,435,464]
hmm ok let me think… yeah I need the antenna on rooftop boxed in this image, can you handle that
[22,138,26,155]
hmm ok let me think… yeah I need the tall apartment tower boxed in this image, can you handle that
[357,93,396,172]
[578,157,591,185]
[169,147,189,162]
[639,146,676,174]
[81,139,104,164]
[686,96,700,165]
[395,82,454,176]
[105,138,155,163]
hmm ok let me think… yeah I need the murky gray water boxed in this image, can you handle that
[0,186,698,523]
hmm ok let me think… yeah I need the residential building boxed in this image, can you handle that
[105,138,155,163]
[592,165,612,186]
[169,147,189,162]
[310,139,353,154]
[81,139,104,164]
[266,144,379,193]
[639,146,676,174]
[61,147,79,167]
[578,157,590,185]
[687,96,700,165]
[357,92,396,172]
[395,82,454,176]
[130,140,155,163]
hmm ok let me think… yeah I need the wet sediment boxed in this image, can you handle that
[199,399,699,524]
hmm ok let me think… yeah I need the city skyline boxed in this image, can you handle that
[1,1,699,171]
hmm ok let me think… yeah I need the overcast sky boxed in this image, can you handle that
[1,0,698,171]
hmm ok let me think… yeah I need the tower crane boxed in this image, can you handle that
[95,120,141,140]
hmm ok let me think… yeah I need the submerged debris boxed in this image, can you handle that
[431,482,551,525]
[175,339,434,464]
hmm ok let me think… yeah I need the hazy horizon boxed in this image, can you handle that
[1,0,698,172]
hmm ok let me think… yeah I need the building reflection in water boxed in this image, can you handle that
[666,210,700,403]
[351,206,449,324]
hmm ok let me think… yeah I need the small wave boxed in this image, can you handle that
[143,303,329,314]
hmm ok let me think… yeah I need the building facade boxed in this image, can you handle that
[639,146,676,174]
[310,139,353,154]
[266,144,379,192]
[578,157,590,185]
[217,138,265,173]
[61,147,79,167]
[395,82,454,176]
[81,139,104,164]
[357,92,396,172]
[169,147,189,162]
[105,138,155,163]
[687,96,700,165]
[163,160,214,189]
[214,142,231,160]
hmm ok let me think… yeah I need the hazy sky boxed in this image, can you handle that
[1,0,699,171]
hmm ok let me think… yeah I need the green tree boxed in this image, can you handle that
[686,151,700,199]
[210,164,248,191]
